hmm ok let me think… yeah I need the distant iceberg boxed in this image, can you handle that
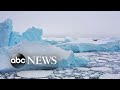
[44,36,74,45]
[56,39,120,53]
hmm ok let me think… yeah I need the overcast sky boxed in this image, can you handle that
[0,11,120,38]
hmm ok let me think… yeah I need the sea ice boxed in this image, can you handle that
[99,74,120,79]
[17,70,53,78]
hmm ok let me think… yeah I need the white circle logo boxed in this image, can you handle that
[10,53,26,68]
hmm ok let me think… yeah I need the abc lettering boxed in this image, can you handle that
[11,57,25,64]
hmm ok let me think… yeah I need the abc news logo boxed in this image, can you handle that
[10,53,26,68]
[10,53,57,68]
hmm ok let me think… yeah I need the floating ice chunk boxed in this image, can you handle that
[44,39,59,45]
[17,70,53,78]
[64,36,74,42]
[99,74,120,79]
[74,67,90,71]
[56,40,120,53]
[44,37,74,45]
[57,43,80,53]
[90,67,112,72]
[58,52,88,68]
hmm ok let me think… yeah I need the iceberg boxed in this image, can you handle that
[64,36,74,42]
[44,37,74,45]
[44,39,59,45]
[56,40,120,53]
[9,32,21,46]
[0,19,12,47]
[58,52,88,68]
[0,19,89,72]
[0,19,44,47]
[21,27,43,41]
[0,41,88,72]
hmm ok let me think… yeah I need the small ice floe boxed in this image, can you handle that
[99,74,120,79]
[90,67,112,72]
[17,70,53,78]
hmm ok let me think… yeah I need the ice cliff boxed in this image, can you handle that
[0,19,12,47]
